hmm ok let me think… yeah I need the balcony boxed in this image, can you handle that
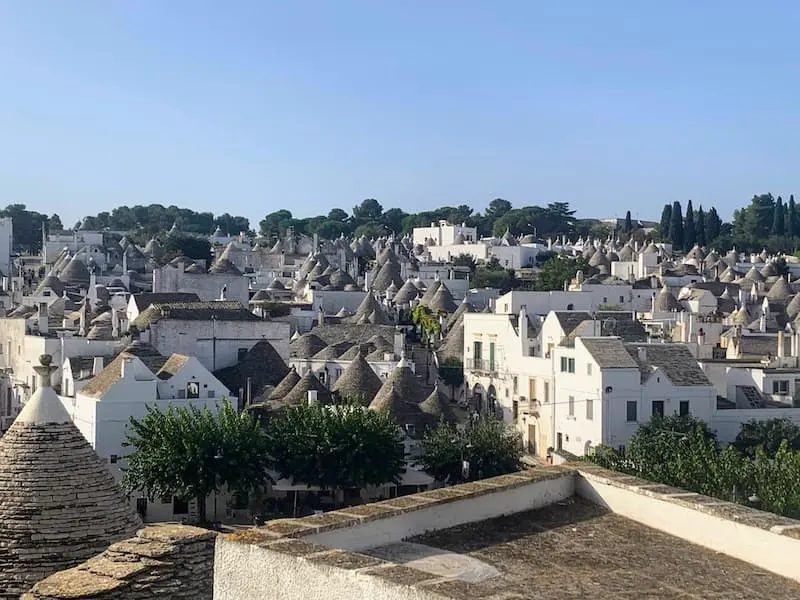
[465,358,500,374]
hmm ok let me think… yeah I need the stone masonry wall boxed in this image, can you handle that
[23,525,217,600]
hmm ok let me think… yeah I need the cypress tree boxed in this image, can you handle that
[789,195,797,238]
[659,204,672,239]
[706,207,721,242]
[684,200,696,249]
[772,196,785,235]
[624,210,633,233]
[696,206,706,247]
[670,201,684,250]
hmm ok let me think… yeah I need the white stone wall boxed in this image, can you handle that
[152,266,249,305]
[147,318,290,372]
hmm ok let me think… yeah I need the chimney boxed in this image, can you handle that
[759,314,766,333]
[519,305,528,353]
[92,356,104,376]
[696,327,705,346]
[394,328,404,358]
[318,308,325,326]
[364,271,370,292]
[79,299,88,336]
[738,287,746,308]
[637,346,647,363]
[120,358,135,378]
[37,302,48,335]
[307,389,318,405]
[778,330,785,358]
[111,309,119,338]
[122,250,128,273]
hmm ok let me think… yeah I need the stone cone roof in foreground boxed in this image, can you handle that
[0,355,142,599]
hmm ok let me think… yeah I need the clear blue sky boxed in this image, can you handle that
[0,1,798,228]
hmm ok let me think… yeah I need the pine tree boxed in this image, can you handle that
[624,210,633,233]
[695,206,706,247]
[670,201,684,250]
[789,195,797,238]
[772,196,785,235]
[684,200,696,248]
[659,204,672,239]
[706,207,722,242]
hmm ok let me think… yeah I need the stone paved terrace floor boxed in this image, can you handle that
[398,496,800,600]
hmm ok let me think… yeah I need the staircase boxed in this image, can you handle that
[735,386,764,409]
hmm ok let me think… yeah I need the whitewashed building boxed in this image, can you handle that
[62,341,230,523]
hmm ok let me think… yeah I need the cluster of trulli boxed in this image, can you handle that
[0,354,141,598]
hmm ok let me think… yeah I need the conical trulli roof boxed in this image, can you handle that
[445,297,473,331]
[437,320,465,362]
[332,353,383,405]
[393,278,421,305]
[0,355,141,598]
[786,294,800,319]
[653,286,680,312]
[428,283,458,313]
[420,385,458,425]
[290,333,328,358]
[767,276,792,301]
[370,359,428,412]
[418,279,442,308]
[268,366,301,401]
[280,371,332,407]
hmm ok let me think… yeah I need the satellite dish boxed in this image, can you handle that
[602,317,617,336]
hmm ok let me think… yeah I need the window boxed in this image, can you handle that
[586,363,592,375]
[626,401,638,423]
[173,497,189,515]
[473,341,482,362]
[652,400,665,418]
[512,400,519,420]
[566,303,574,311]
[208,390,216,398]
[176,389,186,399]
[568,396,575,417]
[679,400,690,416]
[568,358,575,373]
[544,381,550,403]
[489,342,496,371]
[237,348,248,362]
[513,376,518,394]
[586,398,593,420]
[602,297,608,304]
[560,357,568,372]
[619,295,625,303]
[772,380,790,394]
[109,455,118,464]
[160,495,172,504]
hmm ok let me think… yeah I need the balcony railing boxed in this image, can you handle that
[465,358,500,373]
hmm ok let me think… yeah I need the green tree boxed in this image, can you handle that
[49,214,63,232]
[352,198,383,221]
[772,196,786,236]
[535,255,589,291]
[267,401,405,490]
[214,213,250,236]
[418,417,522,484]
[0,204,49,253]
[162,234,212,263]
[733,418,800,459]
[670,201,684,250]
[789,195,797,238]
[471,266,519,293]
[327,208,349,222]
[412,304,442,342]
[684,200,696,248]
[438,357,464,398]
[659,204,672,239]
[695,206,706,247]
[122,401,271,524]
[485,198,512,221]
[624,210,633,233]
[452,253,477,273]
[381,207,407,234]
[259,210,294,239]
[706,207,722,242]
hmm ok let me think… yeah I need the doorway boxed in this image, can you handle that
[556,432,563,451]
[136,497,148,520]
[527,423,536,455]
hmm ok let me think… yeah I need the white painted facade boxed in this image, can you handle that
[140,317,290,372]
[63,353,229,522]
[152,263,249,306]
[551,339,716,456]
[0,217,12,276]
[412,221,477,247]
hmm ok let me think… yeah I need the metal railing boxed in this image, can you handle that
[465,358,500,373]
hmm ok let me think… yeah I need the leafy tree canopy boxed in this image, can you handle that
[733,418,800,459]
[163,234,212,264]
[122,401,270,523]
[535,255,589,291]
[418,416,522,484]
[267,401,405,489]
